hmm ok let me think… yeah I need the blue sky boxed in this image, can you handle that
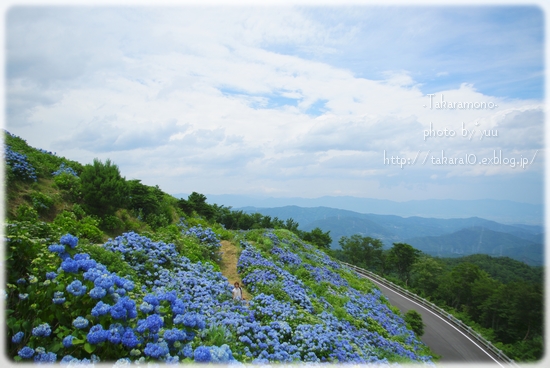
[2,2,545,204]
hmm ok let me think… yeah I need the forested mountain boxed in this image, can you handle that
[406,227,543,266]
[437,254,543,285]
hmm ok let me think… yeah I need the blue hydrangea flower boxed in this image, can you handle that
[34,351,57,363]
[166,355,180,364]
[52,291,66,304]
[32,323,51,337]
[19,293,28,300]
[121,329,139,348]
[60,234,78,249]
[12,331,24,344]
[45,271,57,280]
[114,358,132,366]
[144,342,169,359]
[52,163,78,177]
[73,316,89,329]
[139,302,154,314]
[89,287,107,299]
[66,280,87,296]
[136,314,164,334]
[181,344,194,358]
[194,346,212,363]
[62,335,75,348]
[18,346,34,359]
[108,324,123,344]
[110,296,137,320]
[87,325,109,344]
[60,258,79,273]
[48,244,65,254]
[163,328,187,343]
[91,301,111,317]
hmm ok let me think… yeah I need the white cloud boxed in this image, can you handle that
[4,6,544,203]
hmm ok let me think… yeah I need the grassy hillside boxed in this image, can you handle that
[3,131,434,364]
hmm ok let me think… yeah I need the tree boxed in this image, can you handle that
[388,243,421,285]
[302,227,332,249]
[410,256,445,297]
[339,235,384,270]
[80,158,128,216]
[177,192,216,220]
[437,262,484,310]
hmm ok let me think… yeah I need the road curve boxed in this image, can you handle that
[357,273,505,365]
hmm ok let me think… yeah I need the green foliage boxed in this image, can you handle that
[178,192,216,220]
[101,215,125,231]
[300,227,332,249]
[53,172,81,200]
[5,220,56,283]
[404,310,424,337]
[80,158,128,216]
[439,254,543,285]
[338,235,384,271]
[388,243,421,285]
[127,180,174,229]
[15,204,39,222]
[29,191,54,213]
[52,211,104,243]
[410,256,445,297]
[201,324,233,346]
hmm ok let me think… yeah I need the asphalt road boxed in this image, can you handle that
[357,273,506,366]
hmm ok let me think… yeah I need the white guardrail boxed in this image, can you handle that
[339,261,519,367]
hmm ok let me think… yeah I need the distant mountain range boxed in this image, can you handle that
[172,193,544,265]
[406,227,543,266]
[235,205,544,266]
[172,194,543,225]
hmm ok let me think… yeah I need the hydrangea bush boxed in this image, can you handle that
[7,227,434,365]
[52,163,79,177]
[4,145,38,181]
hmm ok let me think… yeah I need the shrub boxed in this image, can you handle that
[80,158,128,216]
[29,191,54,214]
[404,309,425,337]
[15,205,39,222]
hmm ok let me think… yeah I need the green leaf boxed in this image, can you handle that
[84,342,96,353]
[49,342,62,353]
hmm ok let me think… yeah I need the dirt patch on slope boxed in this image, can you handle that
[219,240,251,300]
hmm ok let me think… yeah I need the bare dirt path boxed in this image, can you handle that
[219,240,252,300]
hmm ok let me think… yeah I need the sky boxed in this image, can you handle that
[2,2,545,204]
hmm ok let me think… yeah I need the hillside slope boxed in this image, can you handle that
[4,131,434,364]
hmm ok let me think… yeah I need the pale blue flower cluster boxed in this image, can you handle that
[4,145,37,181]
[184,225,221,247]
[238,241,313,312]
[52,163,78,177]
[32,323,51,337]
